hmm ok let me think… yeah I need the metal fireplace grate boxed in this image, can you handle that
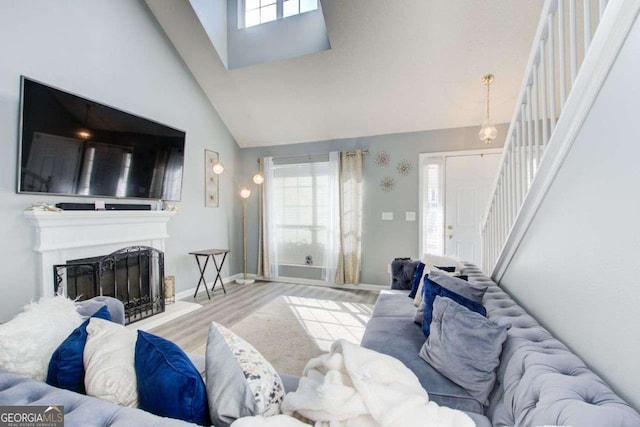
[53,246,165,324]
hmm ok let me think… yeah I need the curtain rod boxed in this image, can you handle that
[346,149,369,156]
[263,149,368,163]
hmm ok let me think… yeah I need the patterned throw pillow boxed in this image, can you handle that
[206,322,284,427]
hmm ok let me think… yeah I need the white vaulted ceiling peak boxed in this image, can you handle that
[145,0,544,148]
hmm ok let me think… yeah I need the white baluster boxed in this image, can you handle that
[599,0,607,17]
[520,107,527,202]
[507,147,513,226]
[515,115,522,209]
[548,14,557,132]
[558,0,567,107]
[540,38,549,151]
[584,0,591,55]
[569,0,578,84]
[510,143,517,225]
[525,88,532,189]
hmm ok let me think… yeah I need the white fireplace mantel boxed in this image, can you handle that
[24,210,175,297]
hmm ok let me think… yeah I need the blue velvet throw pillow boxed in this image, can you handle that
[46,305,111,393]
[135,330,209,426]
[421,277,487,337]
[408,262,426,298]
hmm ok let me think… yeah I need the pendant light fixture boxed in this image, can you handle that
[478,74,498,144]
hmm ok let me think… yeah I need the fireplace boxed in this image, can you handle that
[54,246,165,324]
[24,210,175,325]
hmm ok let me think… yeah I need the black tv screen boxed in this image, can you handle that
[18,77,185,201]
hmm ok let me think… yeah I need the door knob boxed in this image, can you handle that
[447,225,453,230]
[448,234,453,239]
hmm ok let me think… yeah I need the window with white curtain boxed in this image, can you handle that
[420,157,445,256]
[272,161,330,267]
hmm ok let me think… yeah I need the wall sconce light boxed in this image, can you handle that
[212,162,225,175]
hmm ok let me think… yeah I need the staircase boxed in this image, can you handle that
[481,0,640,279]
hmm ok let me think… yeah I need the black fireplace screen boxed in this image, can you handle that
[53,246,165,324]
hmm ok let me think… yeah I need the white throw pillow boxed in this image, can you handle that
[0,296,82,380]
[422,253,463,274]
[413,280,425,307]
[84,318,138,407]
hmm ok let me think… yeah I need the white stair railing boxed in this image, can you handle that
[481,0,640,275]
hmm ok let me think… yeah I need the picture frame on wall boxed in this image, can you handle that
[205,149,219,207]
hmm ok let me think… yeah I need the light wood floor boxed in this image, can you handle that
[150,281,380,353]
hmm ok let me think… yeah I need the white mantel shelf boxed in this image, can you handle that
[24,209,176,297]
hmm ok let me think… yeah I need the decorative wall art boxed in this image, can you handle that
[396,159,413,176]
[205,150,220,207]
[375,151,390,167]
[380,176,395,192]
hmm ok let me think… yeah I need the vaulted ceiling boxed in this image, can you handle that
[146,0,544,147]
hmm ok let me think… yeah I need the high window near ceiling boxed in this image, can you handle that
[243,0,318,28]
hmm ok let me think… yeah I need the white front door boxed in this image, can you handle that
[444,153,501,265]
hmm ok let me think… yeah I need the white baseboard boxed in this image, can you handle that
[174,273,384,301]
[174,273,242,301]
[255,275,386,291]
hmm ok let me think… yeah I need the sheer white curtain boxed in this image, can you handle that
[257,158,268,278]
[258,156,279,278]
[335,150,363,284]
[322,152,340,282]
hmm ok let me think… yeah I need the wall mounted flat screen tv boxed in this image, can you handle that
[17,77,185,201]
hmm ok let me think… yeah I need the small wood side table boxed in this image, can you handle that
[189,249,230,299]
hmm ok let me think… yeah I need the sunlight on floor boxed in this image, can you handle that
[283,296,374,351]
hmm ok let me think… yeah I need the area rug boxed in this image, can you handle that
[196,296,373,376]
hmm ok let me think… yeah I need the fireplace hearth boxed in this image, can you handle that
[54,246,165,324]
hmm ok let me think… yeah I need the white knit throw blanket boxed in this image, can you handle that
[278,339,476,427]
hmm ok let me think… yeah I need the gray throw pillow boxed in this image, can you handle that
[76,296,125,325]
[428,270,488,303]
[419,296,509,405]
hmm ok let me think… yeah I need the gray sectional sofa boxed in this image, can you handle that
[361,262,640,427]
[4,267,640,427]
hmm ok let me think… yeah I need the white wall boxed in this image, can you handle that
[499,14,640,410]
[0,0,240,322]
[190,0,228,68]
